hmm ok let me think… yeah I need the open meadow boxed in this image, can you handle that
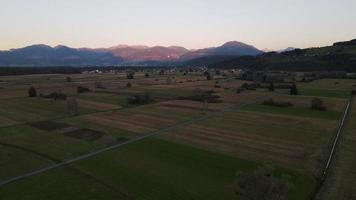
[0,70,355,200]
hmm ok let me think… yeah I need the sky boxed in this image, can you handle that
[0,0,356,51]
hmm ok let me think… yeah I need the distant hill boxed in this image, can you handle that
[0,45,122,66]
[107,45,189,62]
[179,41,263,61]
[207,39,356,72]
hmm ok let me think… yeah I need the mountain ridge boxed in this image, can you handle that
[0,41,262,66]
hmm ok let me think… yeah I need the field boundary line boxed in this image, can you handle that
[310,98,352,200]
[0,96,269,187]
[0,142,61,163]
[323,100,350,175]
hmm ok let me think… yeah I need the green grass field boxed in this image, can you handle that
[0,125,103,160]
[0,138,315,200]
[0,97,98,126]
[298,79,355,98]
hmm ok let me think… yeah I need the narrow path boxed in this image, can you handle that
[322,100,351,176]
[310,99,352,200]
[0,96,268,187]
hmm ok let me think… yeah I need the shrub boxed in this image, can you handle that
[126,82,132,88]
[268,82,275,91]
[178,90,222,103]
[127,93,154,105]
[275,84,293,89]
[43,92,67,100]
[290,84,298,95]
[126,71,135,79]
[236,88,243,94]
[66,76,72,82]
[94,81,106,89]
[311,98,326,111]
[166,77,173,85]
[262,99,293,107]
[28,86,37,97]
[77,86,90,93]
[241,82,260,90]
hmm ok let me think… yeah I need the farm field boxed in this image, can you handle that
[0,138,314,200]
[297,79,355,98]
[0,71,355,200]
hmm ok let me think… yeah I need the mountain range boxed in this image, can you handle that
[1,39,355,72]
[0,41,263,66]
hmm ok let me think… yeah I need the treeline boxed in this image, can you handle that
[209,53,356,72]
[0,67,81,76]
[0,66,182,76]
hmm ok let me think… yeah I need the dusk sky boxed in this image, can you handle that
[1,0,356,50]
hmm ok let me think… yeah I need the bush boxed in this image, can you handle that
[94,81,106,89]
[126,82,132,88]
[66,76,72,82]
[311,98,326,111]
[28,86,37,97]
[126,71,135,79]
[236,88,243,94]
[275,84,293,89]
[127,93,154,105]
[235,165,289,200]
[77,86,90,93]
[166,77,173,85]
[43,92,67,100]
[178,90,222,103]
[268,82,275,91]
[290,84,298,95]
[262,99,293,107]
[241,82,260,90]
